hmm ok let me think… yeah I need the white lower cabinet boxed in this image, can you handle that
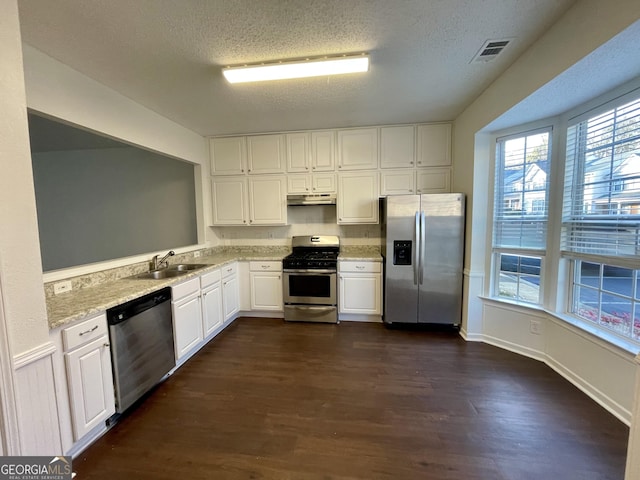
[338,261,382,316]
[249,261,283,311]
[63,313,115,441]
[222,263,240,321]
[172,278,204,363]
[201,269,224,338]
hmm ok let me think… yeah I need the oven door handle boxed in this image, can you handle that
[283,269,337,274]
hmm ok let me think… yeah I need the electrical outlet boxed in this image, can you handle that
[530,320,542,335]
[194,251,201,258]
[54,280,72,295]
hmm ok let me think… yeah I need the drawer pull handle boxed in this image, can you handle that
[356,265,365,270]
[79,325,99,336]
[261,265,270,269]
[104,343,110,348]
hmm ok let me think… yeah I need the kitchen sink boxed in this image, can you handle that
[130,263,209,280]
[131,269,185,280]
[167,263,209,272]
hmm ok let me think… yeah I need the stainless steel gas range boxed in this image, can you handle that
[282,235,340,323]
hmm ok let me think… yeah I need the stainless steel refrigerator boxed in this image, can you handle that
[381,193,465,325]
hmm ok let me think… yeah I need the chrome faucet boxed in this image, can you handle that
[151,250,175,270]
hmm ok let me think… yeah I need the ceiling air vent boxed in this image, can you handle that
[471,38,513,63]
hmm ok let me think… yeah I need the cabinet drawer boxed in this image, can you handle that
[171,277,200,302]
[221,262,237,278]
[62,313,108,351]
[200,269,222,289]
[249,261,282,272]
[339,261,381,273]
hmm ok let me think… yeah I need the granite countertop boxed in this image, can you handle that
[47,249,289,330]
[338,245,383,262]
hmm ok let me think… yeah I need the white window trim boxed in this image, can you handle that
[486,120,557,302]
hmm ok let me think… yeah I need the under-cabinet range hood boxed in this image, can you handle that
[287,193,336,206]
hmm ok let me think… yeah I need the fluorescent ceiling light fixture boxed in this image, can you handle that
[222,54,369,84]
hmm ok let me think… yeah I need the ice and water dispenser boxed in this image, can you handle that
[393,240,412,265]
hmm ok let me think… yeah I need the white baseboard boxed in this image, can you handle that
[66,422,108,458]
[339,314,382,323]
[459,327,482,342]
[482,334,545,362]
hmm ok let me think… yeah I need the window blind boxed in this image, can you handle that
[562,97,640,258]
[493,129,551,250]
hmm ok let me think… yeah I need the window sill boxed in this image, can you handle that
[544,310,640,356]
[479,295,640,356]
[479,295,544,312]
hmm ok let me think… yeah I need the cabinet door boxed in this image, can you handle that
[311,173,336,193]
[210,137,246,175]
[248,176,287,225]
[173,294,204,361]
[380,125,415,169]
[339,273,382,314]
[65,335,115,440]
[337,171,379,224]
[211,176,247,225]
[338,128,378,170]
[416,124,451,167]
[416,168,451,193]
[250,271,283,311]
[286,132,311,172]
[223,275,240,321]
[381,170,416,196]
[311,131,335,171]
[202,283,223,338]
[247,134,286,174]
[287,174,311,194]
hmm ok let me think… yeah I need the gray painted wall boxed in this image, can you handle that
[32,147,197,271]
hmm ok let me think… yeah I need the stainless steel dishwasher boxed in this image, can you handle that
[107,287,175,413]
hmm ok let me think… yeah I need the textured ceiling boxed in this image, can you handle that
[17,0,576,136]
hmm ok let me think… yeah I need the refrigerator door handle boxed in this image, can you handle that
[414,211,420,285]
[419,211,426,285]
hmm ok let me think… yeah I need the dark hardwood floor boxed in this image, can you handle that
[73,318,629,479]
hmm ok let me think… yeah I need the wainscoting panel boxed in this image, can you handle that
[546,318,635,424]
[13,343,62,455]
[482,302,546,361]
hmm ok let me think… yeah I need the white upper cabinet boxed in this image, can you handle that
[212,176,287,225]
[211,176,248,225]
[380,169,415,196]
[312,173,336,193]
[246,134,286,174]
[287,174,311,194]
[210,137,247,175]
[337,128,378,171]
[380,125,415,169]
[416,168,451,194]
[416,124,451,167]
[338,171,379,224]
[286,132,311,172]
[248,175,287,225]
[311,131,336,171]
